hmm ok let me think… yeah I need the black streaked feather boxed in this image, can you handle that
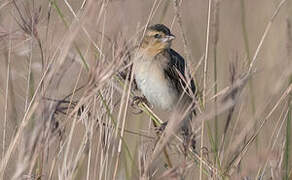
[163,48,196,96]
[163,48,197,144]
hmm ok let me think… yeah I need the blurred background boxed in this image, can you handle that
[0,0,292,179]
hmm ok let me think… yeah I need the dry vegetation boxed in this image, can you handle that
[0,0,292,179]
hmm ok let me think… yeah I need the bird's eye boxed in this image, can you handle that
[154,34,161,38]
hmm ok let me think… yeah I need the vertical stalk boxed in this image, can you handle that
[212,0,220,163]
[240,0,257,148]
[284,96,291,180]
[284,13,292,180]
[201,0,212,179]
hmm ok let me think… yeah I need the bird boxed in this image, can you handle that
[132,24,196,149]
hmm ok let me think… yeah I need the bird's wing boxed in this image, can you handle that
[163,48,196,97]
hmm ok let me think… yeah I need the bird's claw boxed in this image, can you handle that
[182,131,196,155]
[132,96,152,109]
[131,96,152,114]
[154,121,168,134]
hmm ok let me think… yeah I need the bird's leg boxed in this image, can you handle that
[181,125,190,156]
[181,122,196,156]
[190,133,196,152]
[155,119,197,154]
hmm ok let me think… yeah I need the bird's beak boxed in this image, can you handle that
[161,34,175,42]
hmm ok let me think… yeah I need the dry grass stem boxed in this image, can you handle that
[0,0,291,179]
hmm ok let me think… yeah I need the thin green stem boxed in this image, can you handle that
[284,80,292,180]
[213,39,218,159]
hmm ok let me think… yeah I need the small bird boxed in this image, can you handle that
[133,24,196,148]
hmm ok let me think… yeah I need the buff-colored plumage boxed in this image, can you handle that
[133,24,195,111]
[133,49,179,110]
[133,24,196,149]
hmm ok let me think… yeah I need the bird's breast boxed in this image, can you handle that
[133,56,178,110]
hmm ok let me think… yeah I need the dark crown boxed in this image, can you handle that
[148,24,171,35]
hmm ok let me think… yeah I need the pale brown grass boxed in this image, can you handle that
[0,0,291,179]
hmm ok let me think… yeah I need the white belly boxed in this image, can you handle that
[134,59,178,110]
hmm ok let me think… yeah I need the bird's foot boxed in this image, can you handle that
[155,121,168,134]
[132,96,152,108]
[183,133,196,154]
[181,127,196,156]
[131,96,152,113]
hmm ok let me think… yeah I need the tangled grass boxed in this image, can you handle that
[0,0,291,179]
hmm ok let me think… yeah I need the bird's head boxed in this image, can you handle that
[140,24,175,56]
